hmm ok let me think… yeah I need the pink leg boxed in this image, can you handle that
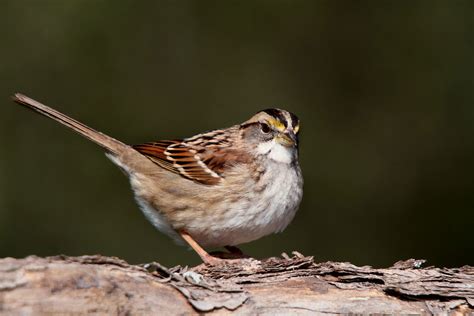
[179,230,224,265]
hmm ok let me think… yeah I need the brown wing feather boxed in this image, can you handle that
[133,127,252,185]
[133,141,180,174]
[133,140,223,185]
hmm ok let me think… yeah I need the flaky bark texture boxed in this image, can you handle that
[0,253,472,314]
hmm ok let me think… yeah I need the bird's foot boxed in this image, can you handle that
[209,246,249,260]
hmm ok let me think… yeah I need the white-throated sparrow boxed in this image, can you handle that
[12,94,303,265]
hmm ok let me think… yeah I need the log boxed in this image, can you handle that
[0,253,472,314]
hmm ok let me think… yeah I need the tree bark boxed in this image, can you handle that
[0,253,472,315]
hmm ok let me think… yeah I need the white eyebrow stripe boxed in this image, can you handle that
[282,111,292,130]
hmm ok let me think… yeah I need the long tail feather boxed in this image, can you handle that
[12,93,128,155]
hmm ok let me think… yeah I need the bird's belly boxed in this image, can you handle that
[115,150,303,249]
[189,164,303,248]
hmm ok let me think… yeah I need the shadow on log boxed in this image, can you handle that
[0,253,473,314]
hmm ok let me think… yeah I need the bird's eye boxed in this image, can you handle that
[260,123,271,134]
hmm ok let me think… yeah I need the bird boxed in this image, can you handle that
[12,94,303,265]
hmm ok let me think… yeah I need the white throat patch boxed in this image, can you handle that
[257,140,294,164]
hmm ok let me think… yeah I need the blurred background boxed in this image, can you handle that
[0,1,473,268]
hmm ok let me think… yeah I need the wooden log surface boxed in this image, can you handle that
[0,253,472,314]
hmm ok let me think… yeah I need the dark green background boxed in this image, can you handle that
[1,1,473,267]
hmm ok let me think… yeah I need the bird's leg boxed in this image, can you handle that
[179,230,223,265]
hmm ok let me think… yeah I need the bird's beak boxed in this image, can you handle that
[276,131,297,147]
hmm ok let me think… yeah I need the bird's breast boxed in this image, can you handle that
[192,160,303,247]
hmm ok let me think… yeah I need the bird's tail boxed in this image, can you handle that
[12,93,129,155]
